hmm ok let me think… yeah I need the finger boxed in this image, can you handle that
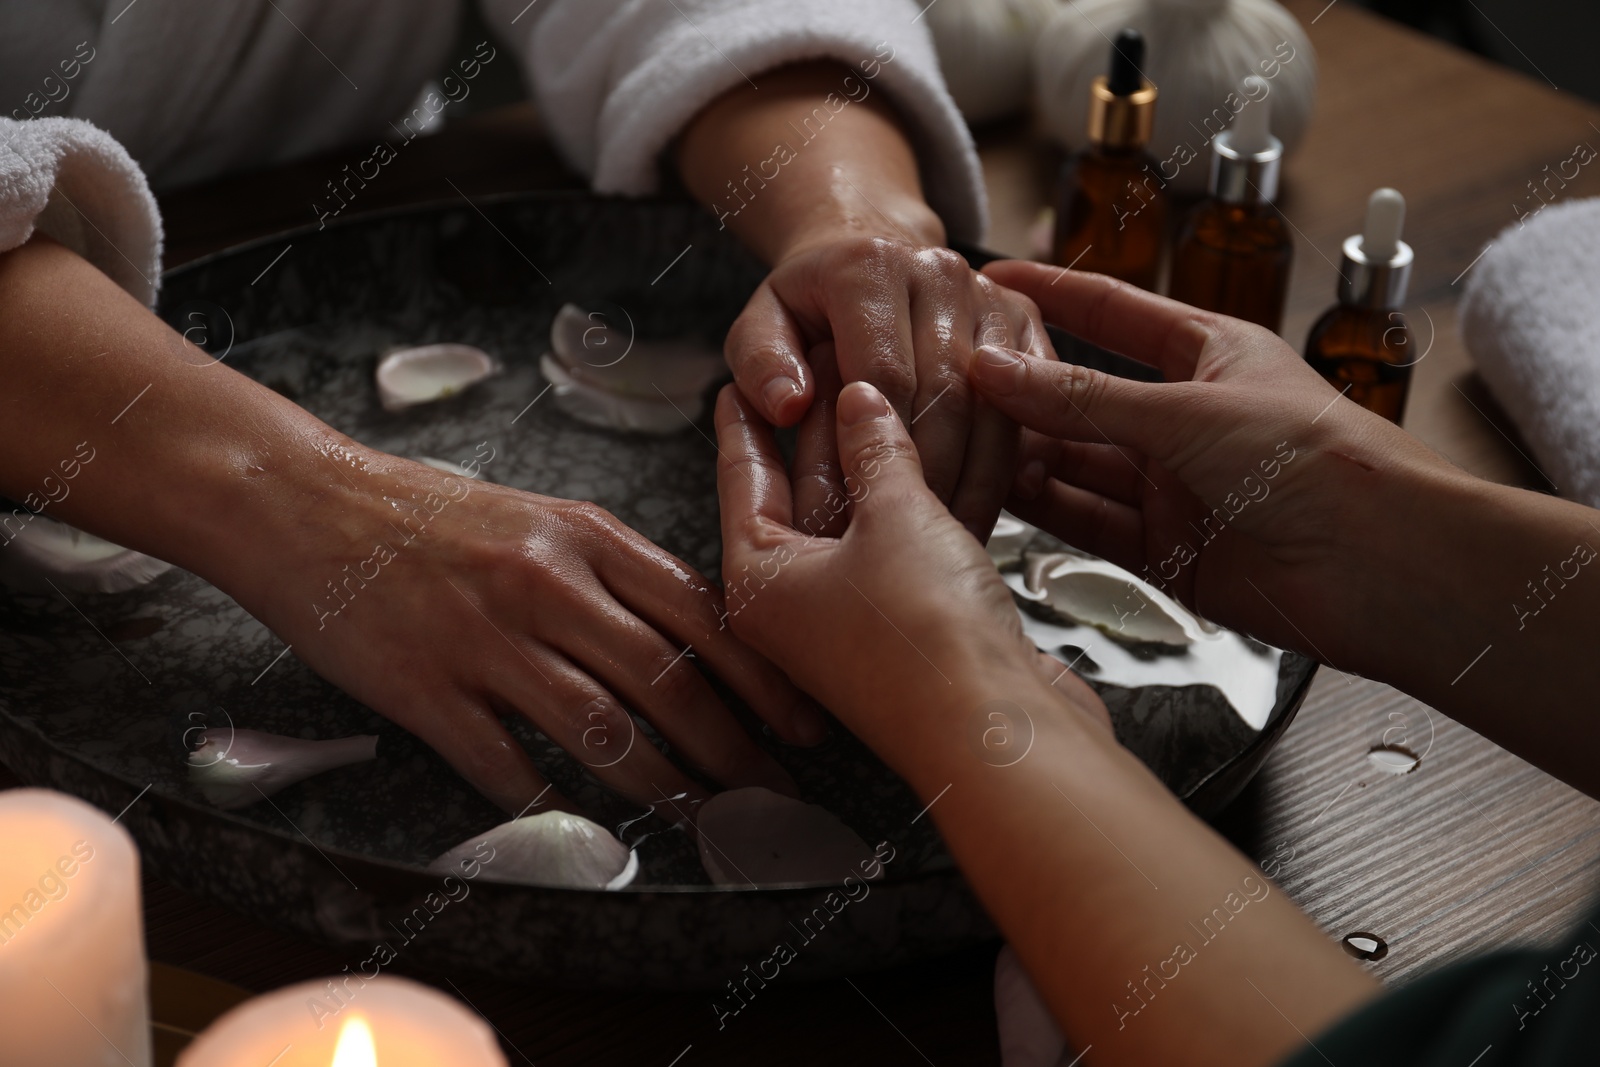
[725,282,814,426]
[652,575,832,749]
[1012,427,1056,500]
[822,266,919,430]
[1033,648,1098,707]
[1038,439,1148,509]
[601,539,833,750]
[970,344,1195,461]
[553,589,800,796]
[833,381,934,535]
[948,394,1018,540]
[948,280,1045,536]
[1033,651,1114,733]
[981,260,1213,382]
[1005,480,1146,575]
[715,382,797,544]
[413,690,570,815]
[903,251,978,502]
[604,453,829,746]
[1031,648,1067,688]
[790,342,848,538]
[490,651,713,810]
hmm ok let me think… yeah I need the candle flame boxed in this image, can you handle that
[331,1016,377,1067]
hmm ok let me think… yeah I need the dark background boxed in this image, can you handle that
[1358,0,1600,100]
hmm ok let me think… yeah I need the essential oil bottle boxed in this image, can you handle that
[1303,188,1416,423]
[1052,29,1167,290]
[1168,76,1293,332]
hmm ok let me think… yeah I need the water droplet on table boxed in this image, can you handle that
[1341,932,1388,960]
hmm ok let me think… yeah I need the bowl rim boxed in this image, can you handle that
[2,190,1314,901]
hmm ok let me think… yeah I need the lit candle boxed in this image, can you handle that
[0,787,152,1067]
[177,975,508,1066]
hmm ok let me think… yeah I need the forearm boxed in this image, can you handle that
[676,61,945,262]
[866,653,1377,1067]
[1358,463,1600,794]
[0,236,385,604]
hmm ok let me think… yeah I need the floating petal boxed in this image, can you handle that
[188,728,377,810]
[696,786,876,888]
[0,514,171,594]
[430,811,638,890]
[376,344,498,412]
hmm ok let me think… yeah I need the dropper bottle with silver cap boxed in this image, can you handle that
[1169,76,1293,332]
[1303,188,1416,423]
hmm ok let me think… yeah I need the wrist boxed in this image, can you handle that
[1351,462,1526,690]
[766,183,946,264]
[180,427,426,614]
[842,627,1112,794]
[913,666,1120,803]
[675,59,948,265]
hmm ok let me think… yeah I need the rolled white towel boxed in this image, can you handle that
[0,116,162,306]
[1460,198,1600,506]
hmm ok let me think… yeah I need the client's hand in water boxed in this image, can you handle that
[242,452,821,816]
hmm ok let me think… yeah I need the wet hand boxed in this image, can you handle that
[724,235,1053,540]
[240,450,824,815]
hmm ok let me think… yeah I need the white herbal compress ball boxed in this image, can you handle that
[925,0,1064,124]
[1034,0,1316,193]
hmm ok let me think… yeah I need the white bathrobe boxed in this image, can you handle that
[0,0,985,307]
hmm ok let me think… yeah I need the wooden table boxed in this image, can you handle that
[12,1,1600,1063]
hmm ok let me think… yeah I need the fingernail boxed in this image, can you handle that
[974,345,1026,395]
[763,376,800,416]
[838,382,890,427]
[1016,459,1047,500]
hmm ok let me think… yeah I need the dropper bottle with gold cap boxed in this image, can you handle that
[1051,29,1167,290]
[1303,188,1416,423]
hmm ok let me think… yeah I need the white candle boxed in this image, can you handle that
[177,975,508,1066]
[0,787,152,1067]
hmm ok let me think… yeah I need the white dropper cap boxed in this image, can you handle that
[1362,188,1406,261]
[1337,187,1413,308]
[1228,76,1275,155]
[1210,76,1283,203]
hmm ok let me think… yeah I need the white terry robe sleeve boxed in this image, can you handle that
[481,0,987,245]
[0,118,162,307]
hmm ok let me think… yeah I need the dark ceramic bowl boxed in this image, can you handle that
[0,193,1315,987]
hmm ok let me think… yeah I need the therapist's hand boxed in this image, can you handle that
[717,384,1379,1067]
[713,379,1108,756]
[970,261,1465,672]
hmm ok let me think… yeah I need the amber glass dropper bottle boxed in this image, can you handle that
[1169,76,1293,332]
[1303,188,1416,423]
[1052,29,1166,290]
